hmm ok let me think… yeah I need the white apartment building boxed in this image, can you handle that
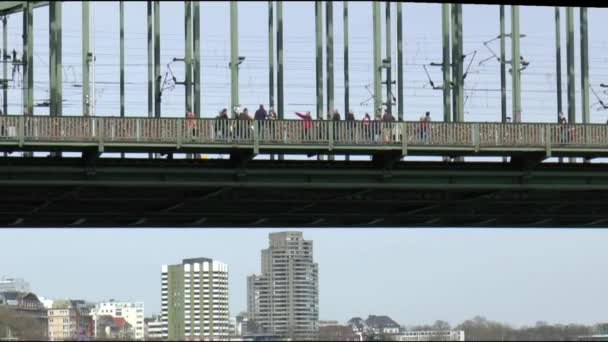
[91,301,145,340]
[247,231,319,341]
[161,257,230,340]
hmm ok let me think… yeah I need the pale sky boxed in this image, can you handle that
[1,1,608,329]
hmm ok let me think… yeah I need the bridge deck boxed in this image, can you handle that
[1,157,608,228]
[0,116,607,157]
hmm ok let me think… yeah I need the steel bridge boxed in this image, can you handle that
[0,2,603,228]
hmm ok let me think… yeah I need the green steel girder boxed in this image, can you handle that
[83,1,90,116]
[1,159,608,228]
[580,7,589,124]
[268,1,274,109]
[154,1,162,118]
[315,2,323,119]
[0,1,47,16]
[343,2,349,118]
[276,1,284,119]
[511,5,521,122]
[2,16,7,115]
[120,1,125,118]
[49,0,62,117]
[385,2,392,117]
[396,3,403,121]
[566,7,575,124]
[442,4,451,122]
[372,2,381,115]
[185,0,193,114]
[23,1,33,116]
[500,5,506,123]
[326,1,334,116]
[555,7,562,117]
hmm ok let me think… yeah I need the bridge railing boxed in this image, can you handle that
[1,115,608,150]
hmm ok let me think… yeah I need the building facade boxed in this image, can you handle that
[0,277,31,293]
[0,291,47,340]
[395,330,465,341]
[47,300,94,341]
[144,315,164,340]
[247,231,319,340]
[91,301,145,340]
[161,257,230,340]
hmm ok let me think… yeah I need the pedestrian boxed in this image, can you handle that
[423,111,431,142]
[215,108,229,140]
[295,111,313,142]
[186,111,196,140]
[362,113,371,143]
[236,108,252,140]
[558,111,568,143]
[382,109,395,143]
[345,111,355,142]
[373,112,382,143]
[254,104,267,121]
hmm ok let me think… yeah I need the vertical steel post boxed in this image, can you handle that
[193,1,200,118]
[82,1,90,116]
[326,2,334,116]
[120,1,125,118]
[315,2,323,119]
[55,1,62,117]
[500,5,506,123]
[50,2,62,157]
[146,1,152,118]
[385,3,391,117]
[2,16,7,115]
[372,2,381,114]
[23,1,33,116]
[441,4,451,122]
[277,1,284,161]
[396,2,403,121]
[277,1,284,119]
[50,2,56,116]
[230,1,238,117]
[580,7,589,124]
[450,4,458,122]
[268,1,274,108]
[185,1,193,114]
[566,6,575,124]
[455,4,463,122]
[154,1,161,118]
[555,7,562,117]
[343,2,349,117]
[511,5,521,123]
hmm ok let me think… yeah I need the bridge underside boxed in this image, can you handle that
[1,157,608,228]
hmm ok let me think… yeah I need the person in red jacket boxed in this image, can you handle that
[295,111,313,142]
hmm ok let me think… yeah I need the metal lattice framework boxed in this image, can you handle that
[0,2,592,126]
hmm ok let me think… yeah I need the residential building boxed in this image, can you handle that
[94,315,134,340]
[145,315,164,340]
[319,323,359,341]
[0,277,30,293]
[365,315,401,335]
[161,257,230,340]
[320,320,340,327]
[395,330,465,341]
[47,300,94,341]
[247,231,319,341]
[91,300,145,340]
[0,291,47,340]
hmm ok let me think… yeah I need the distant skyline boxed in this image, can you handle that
[2,228,608,328]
